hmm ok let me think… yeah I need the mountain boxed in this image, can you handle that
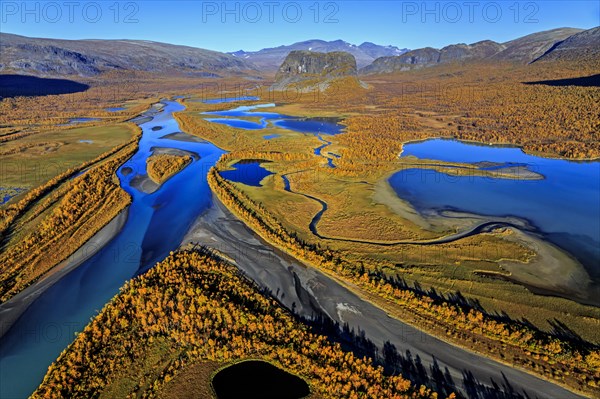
[272,50,359,91]
[0,33,254,77]
[229,39,408,70]
[492,27,584,62]
[358,42,409,60]
[361,41,504,74]
[439,40,505,63]
[360,27,591,75]
[533,26,600,62]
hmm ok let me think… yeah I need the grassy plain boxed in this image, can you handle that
[0,123,136,191]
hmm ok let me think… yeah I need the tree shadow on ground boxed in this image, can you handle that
[305,314,533,398]
[522,74,600,87]
[0,74,89,98]
[384,273,595,348]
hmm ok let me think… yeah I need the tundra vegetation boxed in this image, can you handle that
[1,58,599,397]
[146,154,192,185]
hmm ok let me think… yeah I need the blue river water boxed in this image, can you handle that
[0,101,346,398]
[0,101,225,398]
[202,104,343,136]
[202,96,260,104]
[389,139,600,277]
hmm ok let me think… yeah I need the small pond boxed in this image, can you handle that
[212,360,310,399]
[219,161,273,186]
[263,134,281,140]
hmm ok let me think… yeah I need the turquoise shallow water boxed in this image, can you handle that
[389,139,600,277]
[0,101,225,398]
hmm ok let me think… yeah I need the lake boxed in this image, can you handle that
[389,139,600,278]
[220,161,273,186]
[203,104,343,135]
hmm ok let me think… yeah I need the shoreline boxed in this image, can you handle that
[0,207,130,339]
[129,147,198,194]
[371,173,597,305]
[0,100,162,339]
[398,136,600,163]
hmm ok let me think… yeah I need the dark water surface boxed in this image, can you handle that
[220,161,273,187]
[212,360,310,399]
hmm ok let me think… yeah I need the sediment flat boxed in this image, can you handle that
[181,196,585,399]
[161,132,208,143]
[129,147,197,194]
[499,228,598,307]
[0,208,130,339]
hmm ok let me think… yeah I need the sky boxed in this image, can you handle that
[1,1,598,52]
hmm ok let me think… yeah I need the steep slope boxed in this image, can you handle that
[272,50,359,91]
[0,33,254,77]
[533,26,600,63]
[360,27,589,74]
[439,40,505,63]
[230,39,408,70]
[493,27,584,62]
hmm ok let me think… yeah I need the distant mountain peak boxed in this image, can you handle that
[228,39,409,70]
[273,50,360,91]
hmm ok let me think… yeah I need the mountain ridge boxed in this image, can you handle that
[360,27,595,75]
[229,39,409,70]
[0,33,255,77]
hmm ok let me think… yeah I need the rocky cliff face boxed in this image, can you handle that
[230,40,407,70]
[275,50,357,79]
[273,50,359,90]
[0,33,254,77]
